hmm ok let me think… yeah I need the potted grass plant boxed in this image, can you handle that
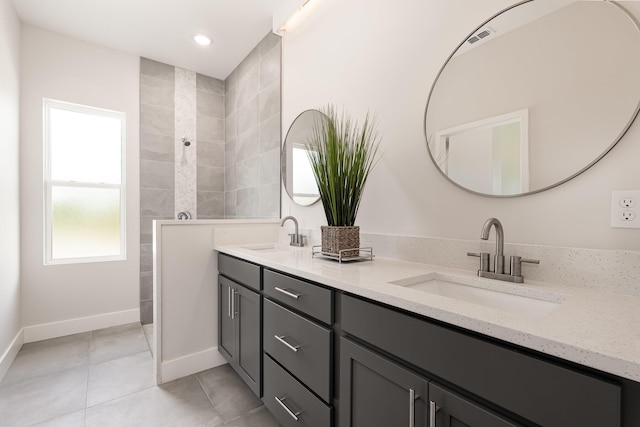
[306,105,381,257]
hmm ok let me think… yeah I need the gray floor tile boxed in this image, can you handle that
[196,364,262,423]
[225,406,281,427]
[87,351,155,407]
[33,410,85,427]
[85,375,223,427]
[1,334,90,386]
[90,323,149,364]
[0,367,88,427]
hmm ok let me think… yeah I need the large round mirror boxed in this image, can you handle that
[424,1,640,197]
[281,110,326,206]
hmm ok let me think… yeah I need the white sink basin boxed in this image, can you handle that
[241,244,287,253]
[390,273,566,317]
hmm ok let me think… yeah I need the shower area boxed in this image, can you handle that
[138,32,282,324]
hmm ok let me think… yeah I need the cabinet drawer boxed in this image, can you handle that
[263,299,332,402]
[341,294,621,427]
[263,354,332,427]
[218,253,261,291]
[264,268,332,324]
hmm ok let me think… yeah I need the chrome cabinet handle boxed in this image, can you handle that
[429,400,439,427]
[275,396,301,421]
[227,286,232,318]
[409,388,416,427]
[274,286,302,299]
[231,288,237,320]
[274,335,301,352]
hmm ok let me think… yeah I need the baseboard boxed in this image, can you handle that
[0,328,24,382]
[159,347,227,384]
[23,308,141,343]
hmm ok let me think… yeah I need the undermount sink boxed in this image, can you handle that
[390,273,566,317]
[241,243,287,253]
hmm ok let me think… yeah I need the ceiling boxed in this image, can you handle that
[12,0,285,80]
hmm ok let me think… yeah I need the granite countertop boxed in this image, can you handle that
[215,243,640,383]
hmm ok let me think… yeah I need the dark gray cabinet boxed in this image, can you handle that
[339,337,430,427]
[218,255,261,397]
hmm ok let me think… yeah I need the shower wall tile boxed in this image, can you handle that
[141,58,175,82]
[237,96,259,135]
[140,159,174,189]
[197,115,225,142]
[140,75,174,107]
[223,32,281,219]
[260,32,281,57]
[236,128,259,163]
[225,191,237,218]
[225,69,237,93]
[225,112,237,142]
[140,188,175,217]
[196,73,224,95]
[259,148,280,185]
[260,45,280,89]
[225,139,237,167]
[259,183,280,218]
[140,217,154,245]
[259,82,280,122]
[141,104,174,136]
[140,244,153,272]
[196,91,224,118]
[197,166,225,192]
[140,272,153,300]
[225,164,237,192]
[237,157,259,189]
[237,187,260,217]
[196,141,225,168]
[140,300,153,325]
[197,191,224,219]
[237,67,259,107]
[260,114,281,153]
[237,46,259,81]
[140,132,174,162]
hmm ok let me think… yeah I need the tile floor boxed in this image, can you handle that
[0,323,280,427]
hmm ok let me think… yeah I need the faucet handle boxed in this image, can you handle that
[467,252,490,272]
[509,256,540,277]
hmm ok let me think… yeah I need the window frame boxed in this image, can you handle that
[43,98,127,265]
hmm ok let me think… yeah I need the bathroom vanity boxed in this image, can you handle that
[216,246,640,427]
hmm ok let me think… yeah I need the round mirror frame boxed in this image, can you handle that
[281,109,327,206]
[423,0,640,197]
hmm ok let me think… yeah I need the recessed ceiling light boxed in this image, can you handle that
[193,34,212,46]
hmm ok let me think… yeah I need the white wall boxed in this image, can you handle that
[20,26,141,337]
[281,0,640,251]
[0,0,22,377]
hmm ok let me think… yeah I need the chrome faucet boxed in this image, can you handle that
[481,217,505,274]
[281,216,305,247]
[468,218,539,283]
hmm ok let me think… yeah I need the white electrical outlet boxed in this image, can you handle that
[611,190,640,228]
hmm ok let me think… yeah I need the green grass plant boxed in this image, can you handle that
[306,105,381,227]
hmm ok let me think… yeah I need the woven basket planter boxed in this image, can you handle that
[321,226,360,257]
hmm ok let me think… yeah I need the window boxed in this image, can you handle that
[44,99,126,264]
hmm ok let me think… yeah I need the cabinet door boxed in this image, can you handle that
[218,276,235,361]
[340,337,429,427]
[429,383,519,427]
[236,284,261,396]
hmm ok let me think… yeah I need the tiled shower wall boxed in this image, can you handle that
[224,33,281,218]
[139,32,281,324]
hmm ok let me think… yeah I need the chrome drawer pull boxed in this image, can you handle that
[429,400,439,427]
[409,388,416,427]
[275,395,301,421]
[274,335,301,352]
[274,286,302,299]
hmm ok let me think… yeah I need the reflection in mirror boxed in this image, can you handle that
[425,1,640,197]
[282,110,326,206]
